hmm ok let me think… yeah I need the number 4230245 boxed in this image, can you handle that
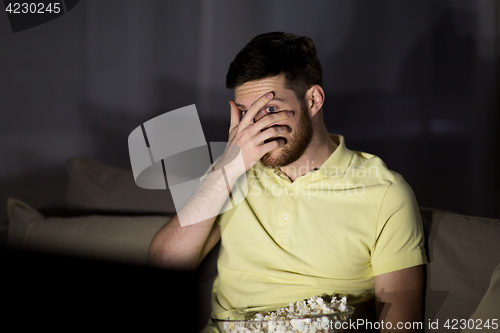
[443,318,498,330]
[5,3,62,14]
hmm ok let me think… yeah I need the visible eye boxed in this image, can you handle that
[241,110,247,116]
[265,106,277,113]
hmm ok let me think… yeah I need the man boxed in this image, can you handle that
[149,32,427,332]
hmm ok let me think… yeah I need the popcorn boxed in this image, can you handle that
[219,294,351,333]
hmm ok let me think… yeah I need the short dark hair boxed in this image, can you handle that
[226,32,323,102]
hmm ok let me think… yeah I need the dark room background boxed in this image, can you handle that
[0,0,499,223]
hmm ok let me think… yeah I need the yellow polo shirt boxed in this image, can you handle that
[210,134,427,315]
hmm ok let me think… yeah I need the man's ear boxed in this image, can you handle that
[305,85,325,117]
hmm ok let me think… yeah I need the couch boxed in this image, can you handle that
[2,157,499,332]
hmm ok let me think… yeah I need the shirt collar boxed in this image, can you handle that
[317,134,354,178]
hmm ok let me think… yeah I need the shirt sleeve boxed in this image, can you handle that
[371,175,428,276]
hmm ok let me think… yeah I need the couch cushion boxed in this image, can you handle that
[7,197,170,265]
[424,210,500,332]
[461,263,500,332]
[65,157,176,213]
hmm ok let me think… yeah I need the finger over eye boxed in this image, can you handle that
[253,108,269,122]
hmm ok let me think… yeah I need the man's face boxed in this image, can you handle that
[234,75,313,168]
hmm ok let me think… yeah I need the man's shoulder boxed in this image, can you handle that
[345,149,401,185]
[325,134,401,187]
[346,150,419,213]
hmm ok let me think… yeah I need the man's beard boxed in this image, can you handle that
[261,104,313,168]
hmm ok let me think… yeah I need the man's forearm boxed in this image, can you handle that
[148,165,239,270]
[375,265,425,332]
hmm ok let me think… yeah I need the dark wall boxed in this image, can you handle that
[0,0,499,220]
